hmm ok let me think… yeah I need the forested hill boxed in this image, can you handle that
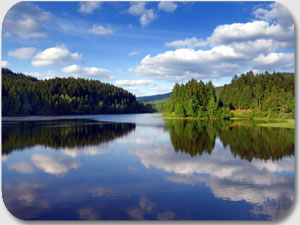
[137,92,171,103]
[2,68,154,116]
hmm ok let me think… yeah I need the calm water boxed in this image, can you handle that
[2,114,295,220]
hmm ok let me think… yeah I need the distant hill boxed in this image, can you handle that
[137,92,171,103]
[2,68,155,116]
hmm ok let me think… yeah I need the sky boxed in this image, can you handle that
[1,1,295,96]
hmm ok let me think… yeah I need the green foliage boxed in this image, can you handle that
[219,71,294,118]
[2,68,154,116]
[147,98,169,112]
[166,79,227,119]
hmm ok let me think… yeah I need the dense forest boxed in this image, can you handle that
[219,71,294,118]
[164,79,232,118]
[2,68,154,116]
[164,71,294,119]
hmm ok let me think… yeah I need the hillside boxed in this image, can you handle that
[137,92,171,103]
[2,68,154,116]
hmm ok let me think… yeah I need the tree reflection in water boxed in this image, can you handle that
[165,120,294,161]
[2,119,136,155]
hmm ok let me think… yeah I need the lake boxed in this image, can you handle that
[2,113,295,220]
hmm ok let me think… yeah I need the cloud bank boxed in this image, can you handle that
[131,3,294,82]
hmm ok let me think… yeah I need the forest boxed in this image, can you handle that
[164,79,232,119]
[164,71,294,119]
[2,68,154,116]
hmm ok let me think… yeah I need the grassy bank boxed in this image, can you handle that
[159,114,295,129]
[258,119,295,129]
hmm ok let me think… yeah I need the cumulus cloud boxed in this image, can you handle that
[128,2,157,26]
[32,46,82,67]
[88,25,114,35]
[208,20,293,46]
[158,2,177,12]
[8,47,36,60]
[31,154,80,176]
[253,2,294,27]
[3,2,49,39]
[78,2,101,14]
[115,80,153,86]
[1,61,10,68]
[131,2,294,82]
[61,64,114,80]
[166,37,208,49]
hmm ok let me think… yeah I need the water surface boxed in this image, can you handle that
[2,114,295,220]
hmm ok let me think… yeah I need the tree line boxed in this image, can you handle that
[219,71,294,118]
[164,71,294,119]
[2,68,155,116]
[164,79,232,118]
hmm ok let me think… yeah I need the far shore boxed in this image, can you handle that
[158,115,295,129]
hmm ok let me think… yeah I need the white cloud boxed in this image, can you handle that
[114,79,170,96]
[129,51,140,56]
[158,2,177,12]
[115,80,153,87]
[128,2,147,15]
[165,37,208,49]
[3,2,50,39]
[8,162,35,174]
[31,154,80,176]
[88,24,114,35]
[8,47,36,60]
[130,47,245,81]
[61,145,111,158]
[1,61,10,68]
[208,20,293,46]
[131,3,294,82]
[253,2,294,27]
[253,52,294,71]
[32,46,82,67]
[61,64,114,80]
[78,2,101,14]
[128,2,157,26]
[25,70,61,80]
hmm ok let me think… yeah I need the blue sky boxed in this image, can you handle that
[1,1,294,96]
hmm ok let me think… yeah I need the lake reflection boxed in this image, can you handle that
[2,114,294,220]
